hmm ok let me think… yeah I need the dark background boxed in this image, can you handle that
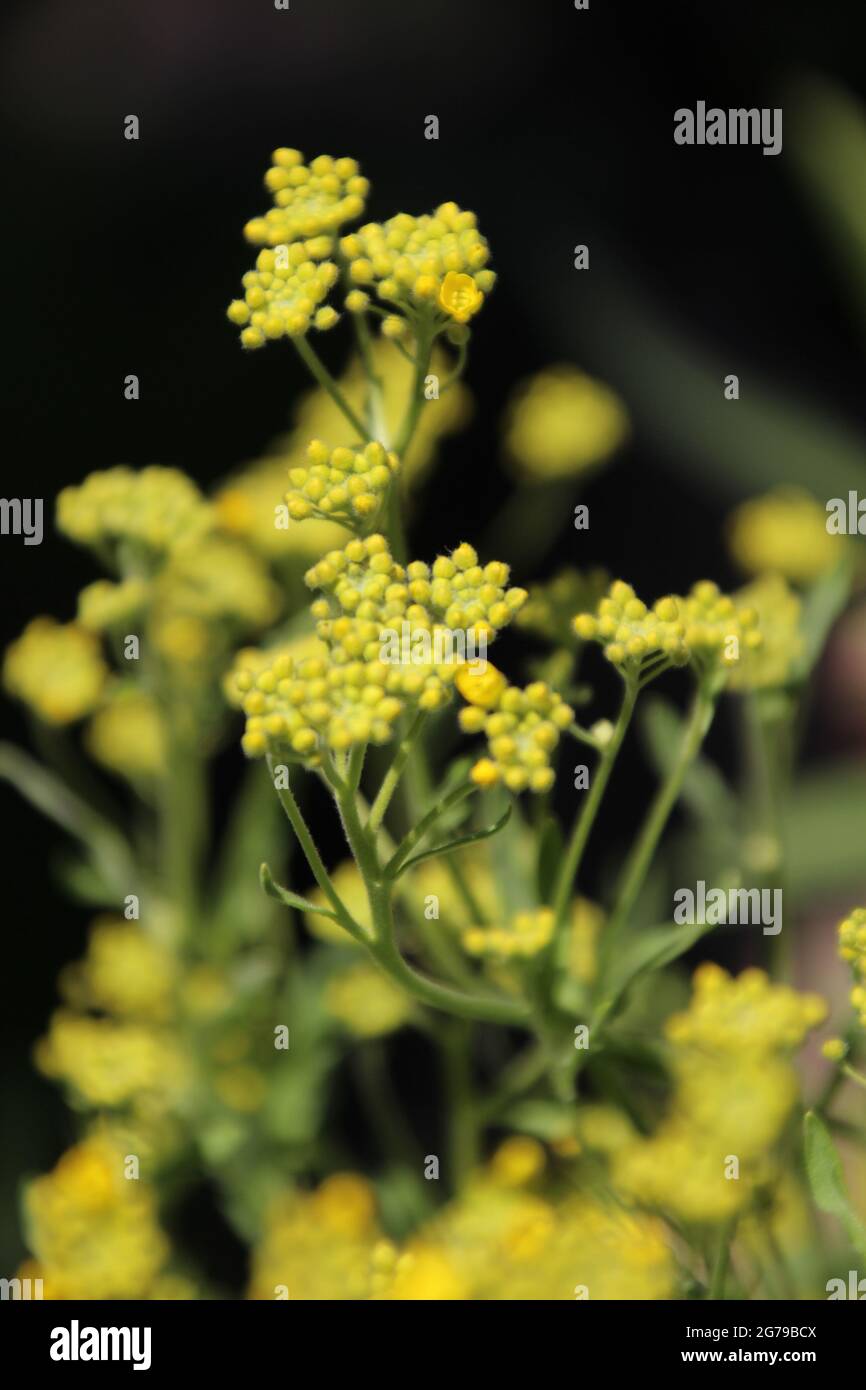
[2,0,866,1277]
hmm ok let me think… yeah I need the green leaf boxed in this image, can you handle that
[640,696,736,825]
[536,817,565,901]
[803,1110,866,1259]
[791,555,856,683]
[0,743,134,894]
[595,918,715,1027]
[389,805,512,879]
[259,862,338,919]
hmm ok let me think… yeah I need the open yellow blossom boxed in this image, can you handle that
[340,203,494,325]
[4,618,107,724]
[727,488,842,584]
[504,366,630,481]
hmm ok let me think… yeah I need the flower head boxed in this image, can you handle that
[727,488,842,584]
[4,618,107,724]
[504,366,630,481]
[243,150,369,247]
[573,580,688,674]
[228,245,340,348]
[462,908,555,960]
[838,906,866,1028]
[286,438,400,527]
[57,466,213,559]
[340,203,494,326]
[459,678,574,793]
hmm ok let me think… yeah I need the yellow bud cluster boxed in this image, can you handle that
[77,578,151,633]
[86,688,166,780]
[59,916,177,1023]
[324,963,413,1037]
[35,1010,187,1107]
[243,150,369,247]
[56,466,213,557]
[664,962,826,1055]
[340,203,494,324]
[727,487,841,584]
[462,908,555,960]
[459,679,574,793]
[679,580,762,670]
[286,438,399,526]
[228,244,340,348]
[3,618,107,725]
[573,580,688,671]
[838,906,866,1029]
[406,542,527,637]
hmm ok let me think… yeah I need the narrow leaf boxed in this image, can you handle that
[804,1110,866,1259]
[390,805,512,879]
[259,862,338,919]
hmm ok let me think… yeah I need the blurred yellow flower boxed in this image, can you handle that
[726,488,842,584]
[324,963,413,1037]
[504,365,629,481]
[86,688,166,779]
[3,618,107,724]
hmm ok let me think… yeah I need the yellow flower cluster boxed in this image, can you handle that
[458,671,574,793]
[462,907,555,960]
[249,1143,674,1300]
[340,203,494,325]
[154,537,281,630]
[248,1173,381,1301]
[58,916,177,1022]
[574,579,763,677]
[727,488,841,584]
[36,1011,187,1108]
[3,618,107,724]
[614,965,826,1223]
[285,438,400,526]
[23,1136,170,1299]
[838,906,866,1028]
[238,537,524,762]
[217,456,351,560]
[77,577,150,633]
[726,575,803,692]
[573,581,688,671]
[243,150,369,247]
[504,366,630,481]
[57,466,213,557]
[324,963,413,1037]
[227,244,340,348]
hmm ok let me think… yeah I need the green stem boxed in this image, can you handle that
[267,756,361,938]
[606,680,719,948]
[368,711,427,833]
[439,1019,479,1187]
[551,679,638,931]
[162,723,208,935]
[708,1218,736,1299]
[394,320,435,456]
[293,336,371,443]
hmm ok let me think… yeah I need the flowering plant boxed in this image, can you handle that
[3,147,865,1302]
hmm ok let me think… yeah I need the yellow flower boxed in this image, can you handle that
[243,150,369,247]
[665,962,826,1054]
[4,617,107,724]
[59,916,177,1022]
[459,679,574,794]
[324,963,413,1037]
[504,366,630,481]
[726,574,803,691]
[57,466,213,558]
[573,580,688,672]
[462,907,555,959]
[438,270,484,323]
[36,1011,188,1107]
[228,245,340,348]
[727,488,842,584]
[77,577,150,633]
[23,1136,170,1299]
[85,688,166,779]
[286,438,400,526]
[340,203,494,326]
[837,905,866,1028]
[248,1175,382,1300]
[455,660,507,708]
